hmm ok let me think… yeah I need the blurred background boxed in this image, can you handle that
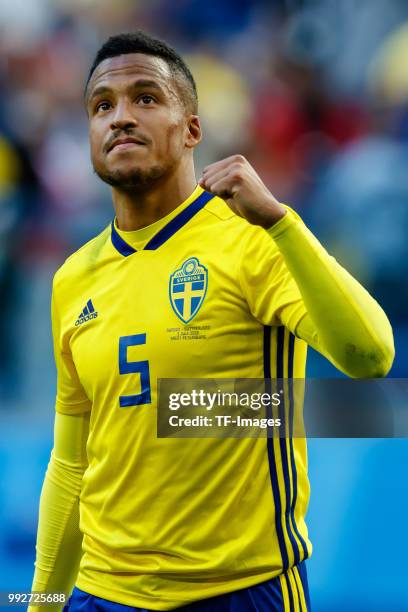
[0,0,407,610]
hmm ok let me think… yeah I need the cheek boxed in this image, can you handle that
[89,125,104,164]
[160,120,186,156]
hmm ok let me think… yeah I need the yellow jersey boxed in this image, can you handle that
[51,185,311,609]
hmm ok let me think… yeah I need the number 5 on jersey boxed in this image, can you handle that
[119,334,151,407]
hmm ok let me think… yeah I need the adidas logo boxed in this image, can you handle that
[75,299,98,326]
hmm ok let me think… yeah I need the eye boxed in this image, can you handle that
[138,95,155,105]
[95,101,111,113]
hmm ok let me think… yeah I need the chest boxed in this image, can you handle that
[63,246,261,404]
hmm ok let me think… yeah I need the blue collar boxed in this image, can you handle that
[111,190,214,257]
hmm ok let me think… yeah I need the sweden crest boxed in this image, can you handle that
[169,257,208,323]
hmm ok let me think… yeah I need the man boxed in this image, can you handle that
[29,31,394,612]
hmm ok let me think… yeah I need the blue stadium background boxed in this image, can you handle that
[0,1,407,610]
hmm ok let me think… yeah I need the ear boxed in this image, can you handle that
[185,115,202,149]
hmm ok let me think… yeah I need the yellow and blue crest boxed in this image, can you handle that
[169,257,208,324]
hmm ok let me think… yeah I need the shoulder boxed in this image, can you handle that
[53,224,111,292]
[202,195,301,253]
[202,195,300,233]
[202,195,236,221]
[201,194,267,242]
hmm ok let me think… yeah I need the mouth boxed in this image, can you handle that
[108,138,147,153]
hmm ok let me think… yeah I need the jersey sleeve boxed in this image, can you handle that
[52,276,91,415]
[29,411,89,612]
[239,206,394,378]
[238,206,307,332]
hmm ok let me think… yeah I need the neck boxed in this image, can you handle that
[112,164,198,231]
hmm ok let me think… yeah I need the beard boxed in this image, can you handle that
[94,162,169,192]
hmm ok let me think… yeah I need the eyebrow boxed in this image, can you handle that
[87,79,166,103]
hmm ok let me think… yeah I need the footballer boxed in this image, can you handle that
[29,31,394,612]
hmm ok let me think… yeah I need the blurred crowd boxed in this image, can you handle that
[1,0,408,398]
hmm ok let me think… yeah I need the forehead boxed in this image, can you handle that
[87,53,174,96]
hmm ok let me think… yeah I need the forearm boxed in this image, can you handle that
[28,413,89,612]
[28,452,84,611]
[267,211,395,377]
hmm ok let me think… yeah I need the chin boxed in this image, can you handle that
[95,163,167,190]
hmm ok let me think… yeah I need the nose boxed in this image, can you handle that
[110,98,138,131]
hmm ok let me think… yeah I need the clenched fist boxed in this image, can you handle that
[198,155,286,229]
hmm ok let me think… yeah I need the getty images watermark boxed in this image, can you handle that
[167,388,283,430]
[168,388,283,411]
[156,379,296,438]
[157,378,408,438]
